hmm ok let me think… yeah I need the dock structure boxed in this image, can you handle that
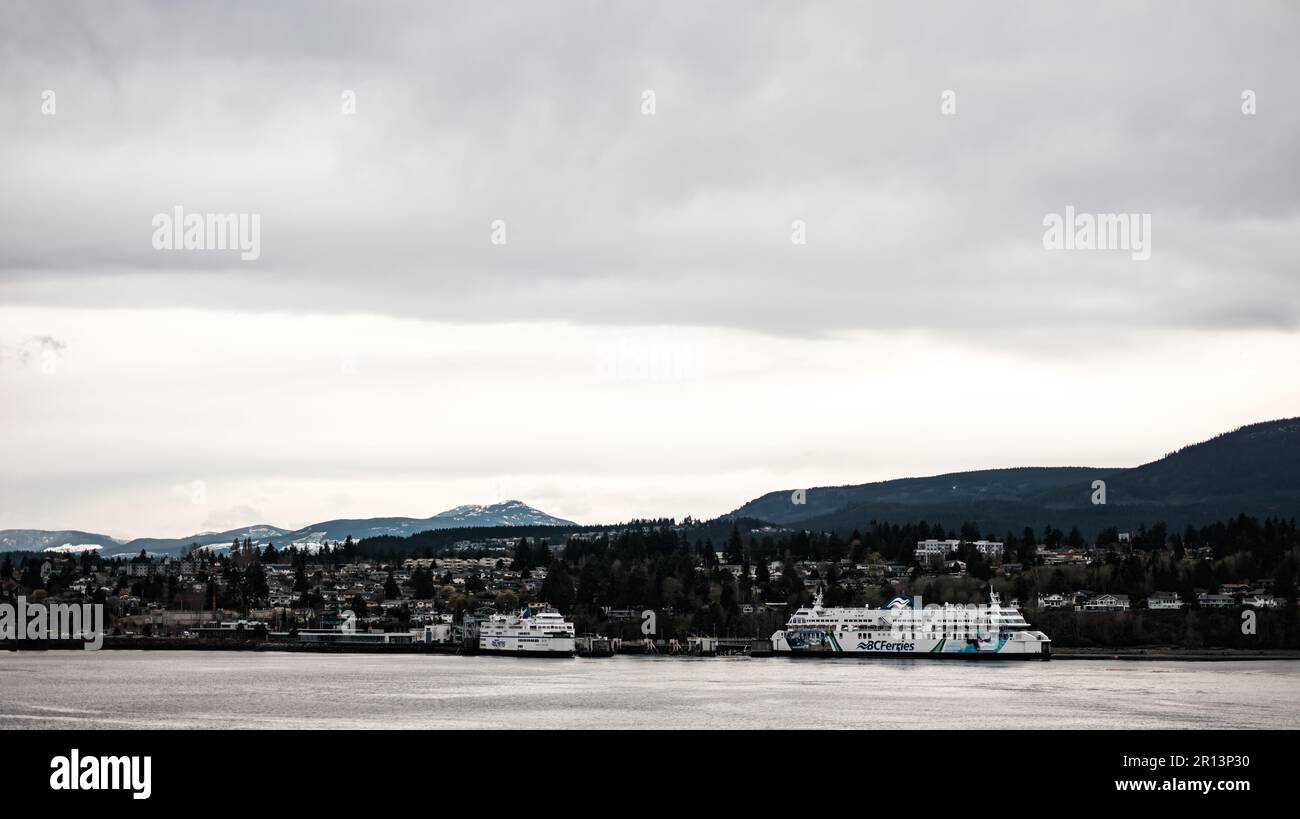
[714,637,763,655]
[575,636,613,657]
[602,636,758,656]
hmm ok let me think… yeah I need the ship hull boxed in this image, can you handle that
[478,636,576,656]
[478,648,575,657]
[476,609,577,656]
[771,631,1050,660]
[776,649,1048,660]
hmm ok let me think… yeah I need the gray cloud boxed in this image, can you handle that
[0,334,66,368]
[1,0,1297,340]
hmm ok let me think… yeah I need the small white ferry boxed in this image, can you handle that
[771,590,1051,659]
[478,606,576,656]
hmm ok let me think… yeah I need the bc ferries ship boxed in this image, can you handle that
[771,591,1050,659]
[478,606,576,656]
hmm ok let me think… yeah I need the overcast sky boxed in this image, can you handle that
[2,1,1298,538]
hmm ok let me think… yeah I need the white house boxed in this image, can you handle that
[1080,594,1130,612]
[1146,592,1184,610]
[1197,593,1237,609]
[913,539,1003,566]
[914,539,961,565]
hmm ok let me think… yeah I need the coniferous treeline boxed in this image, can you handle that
[531,514,1297,645]
[4,511,1296,647]
[490,515,1298,645]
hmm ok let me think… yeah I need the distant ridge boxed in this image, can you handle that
[727,417,1300,537]
[0,500,577,556]
[8,419,1300,554]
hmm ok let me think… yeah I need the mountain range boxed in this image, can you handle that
[728,417,1300,537]
[0,500,577,557]
[6,417,1299,556]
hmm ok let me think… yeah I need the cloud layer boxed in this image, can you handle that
[2,2,1299,535]
[2,0,1297,337]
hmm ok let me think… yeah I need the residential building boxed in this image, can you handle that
[1080,593,1130,612]
[914,539,960,566]
[1146,592,1184,610]
[913,539,1003,566]
[1197,593,1237,609]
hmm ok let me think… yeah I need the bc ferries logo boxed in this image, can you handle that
[857,641,916,651]
[491,639,507,648]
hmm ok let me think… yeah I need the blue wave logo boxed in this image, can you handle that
[857,640,916,651]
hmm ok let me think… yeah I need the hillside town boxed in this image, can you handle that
[2,517,1293,651]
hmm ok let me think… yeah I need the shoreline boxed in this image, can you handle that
[6,639,1300,661]
[1051,648,1300,661]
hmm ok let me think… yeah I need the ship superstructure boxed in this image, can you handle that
[770,590,1050,659]
[478,606,576,656]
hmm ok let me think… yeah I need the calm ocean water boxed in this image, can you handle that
[1,652,1296,729]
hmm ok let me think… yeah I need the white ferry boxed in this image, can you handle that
[478,606,576,656]
[770,591,1051,659]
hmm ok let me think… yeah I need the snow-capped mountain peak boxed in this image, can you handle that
[0,501,578,556]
